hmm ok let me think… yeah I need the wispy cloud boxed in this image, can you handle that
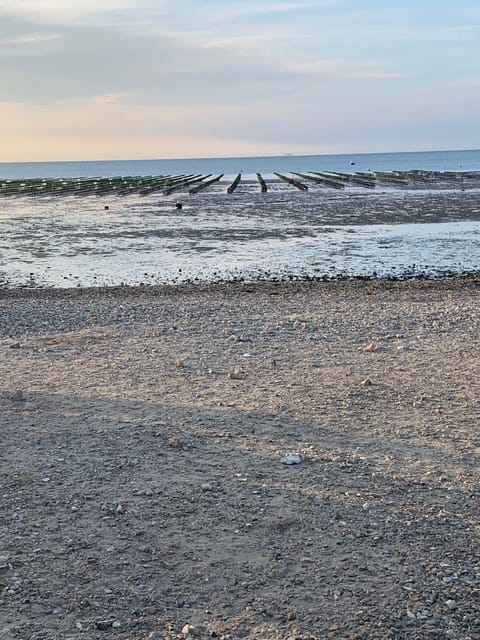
[0,0,479,160]
[0,0,135,21]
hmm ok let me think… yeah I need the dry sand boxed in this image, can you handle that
[1,278,479,640]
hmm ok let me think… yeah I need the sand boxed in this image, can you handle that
[1,278,479,639]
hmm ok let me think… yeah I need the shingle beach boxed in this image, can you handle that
[1,278,479,639]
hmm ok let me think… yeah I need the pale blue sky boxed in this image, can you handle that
[1,0,479,160]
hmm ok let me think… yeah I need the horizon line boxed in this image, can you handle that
[1,147,479,166]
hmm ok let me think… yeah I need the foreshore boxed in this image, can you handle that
[1,277,479,639]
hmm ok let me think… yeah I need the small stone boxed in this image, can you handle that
[360,378,372,386]
[174,359,184,368]
[112,621,121,629]
[167,437,182,448]
[286,611,296,621]
[445,599,457,610]
[200,483,213,492]
[416,610,430,620]
[362,343,377,352]
[228,369,243,380]
[0,555,10,567]
[182,623,192,635]
[96,619,115,630]
[406,610,416,620]
[281,454,302,465]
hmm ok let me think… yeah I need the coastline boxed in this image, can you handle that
[1,277,479,639]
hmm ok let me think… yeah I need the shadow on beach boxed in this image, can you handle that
[2,388,480,640]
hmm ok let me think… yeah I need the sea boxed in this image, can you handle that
[1,149,480,289]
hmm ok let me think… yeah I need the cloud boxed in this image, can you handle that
[0,0,135,22]
[0,0,479,161]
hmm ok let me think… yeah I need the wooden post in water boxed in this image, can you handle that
[189,174,224,194]
[274,172,308,191]
[256,173,268,193]
[227,173,242,194]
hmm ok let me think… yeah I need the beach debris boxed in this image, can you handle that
[96,619,116,630]
[167,437,182,448]
[11,390,25,402]
[362,342,378,352]
[174,358,184,367]
[228,369,243,380]
[200,483,213,492]
[8,342,21,349]
[360,378,372,386]
[280,454,303,465]
[175,202,183,209]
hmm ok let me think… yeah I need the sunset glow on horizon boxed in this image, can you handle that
[1,0,479,162]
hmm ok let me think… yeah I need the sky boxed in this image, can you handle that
[0,0,479,161]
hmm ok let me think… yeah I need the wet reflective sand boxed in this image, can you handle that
[1,177,479,288]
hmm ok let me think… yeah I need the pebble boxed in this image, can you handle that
[360,378,372,386]
[96,619,115,630]
[281,454,302,465]
[445,599,457,610]
[228,369,243,380]
[167,437,182,448]
[200,483,213,492]
[362,342,377,352]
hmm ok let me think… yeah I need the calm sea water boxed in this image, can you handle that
[1,149,480,289]
[1,149,480,180]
